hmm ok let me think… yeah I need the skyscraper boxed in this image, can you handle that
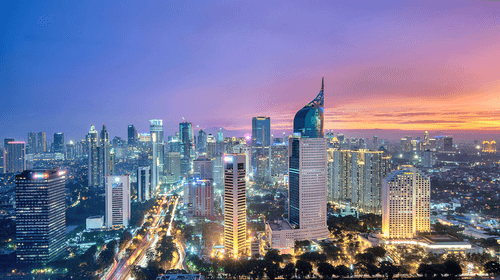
[192,179,214,219]
[53,133,65,154]
[27,132,37,154]
[179,122,195,176]
[197,129,207,152]
[128,125,138,146]
[5,141,26,173]
[165,152,181,181]
[16,169,66,264]
[252,116,271,181]
[193,155,213,180]
[105,175,131,228]
[137,166,151,202]
[288,77,329,240]
[443,136,453,151]
[328,149,392,214]
[224,154,247,257]
[100,125,110,187]
[150,119,164,191]
[382,167,430,239]
[37,132,46,153]
[87,125,99,187]
[206,134,216,159]
[0,148,5,174]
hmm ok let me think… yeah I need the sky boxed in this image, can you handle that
[1,1,500,142]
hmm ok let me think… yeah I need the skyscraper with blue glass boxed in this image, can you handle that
[288,77,329,240]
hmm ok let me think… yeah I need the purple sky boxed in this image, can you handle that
[1,1,500,143]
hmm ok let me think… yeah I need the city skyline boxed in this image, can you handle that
[2,1,500,141]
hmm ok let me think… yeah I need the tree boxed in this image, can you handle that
[157,235,176,268]
[318,262,335,279]
[418,264,434,279]
[365,246,386,259]
[264,249,283,265]
[443,260,462,279]
[379,261,399,280]
[265,262,281,280]
[355,253,375,264]
[282,263,296,280]
[296,260,313,279]
[484,261,500,276]
[299,251,327,264]
[333,265,351,279]
[119,231,133,251]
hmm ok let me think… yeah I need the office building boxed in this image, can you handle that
[150,119,165,191]
[423,150,435,168]
[66,141,75,160]
[288,77,329,240]
[189,179,214,219]
[328,149,391,214]
[206,134,216,159]
[197,129,207,152]
[5,141,26,173]
[128,125,137,146]
[105,175,131,228]
[27,132,37,154]
[252,116,271,181]
[0,148,5,174]
[16,169,66,264]
[165,152,181,181]
[193,155,213,180]
[37,132,46,153]
[87,125,99,187]
[443,136,453,151]
[100,125,110,187]
[482,141,497,153]
[53,133,65,154]
[212,155,224,188]
[382,167,431,239]
[137,166,151,202]
[224,154,247,257]
[179,122,195,176]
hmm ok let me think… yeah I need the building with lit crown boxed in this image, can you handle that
[16,169,66,264]
[382,166,430,239]
[105,175,131,228]
[288,77,329,240]
[224,154,247,257]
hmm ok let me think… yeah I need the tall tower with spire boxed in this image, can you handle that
[288,77,329,240]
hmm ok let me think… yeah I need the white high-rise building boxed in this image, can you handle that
[150,119,164,194]
[382,166,430,239]
[288,77,329,240]
[105,175,131,228]
[223,154,247,257]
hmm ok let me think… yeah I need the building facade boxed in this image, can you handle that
[87,125,99,187]
[382,167,431,239]
[16,169,66,264]
[137,166,152,202]
[223,154,247,257]
[105,175,131,228]
[5,141,26,173]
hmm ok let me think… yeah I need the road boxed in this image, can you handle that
[103,196,168,280]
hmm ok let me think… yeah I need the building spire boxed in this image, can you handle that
[322,76,324,91]
[305,77,324,108]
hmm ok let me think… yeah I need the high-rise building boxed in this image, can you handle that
[16,169,66,264]
[87,125,99,187]
[100,125,110,187]
[150,120,165,182]
[192,179,214,219]
[165,152,181,181]
[137,166,151,202]
[288,77,329,240]
[37,132,46,153]
[27,132,37,154]
[328,149,391,214]
[197,129,207,152]
[212,155,224,188]
[179,122,195,176]
[105,175,131,228]
[224,154,247,257]
[128,125,138,146]
[193,155,213,180]
[5,141,26,173]
[251,116,271,180]
[270,142,288,177]
[0,148,5,174]
[206,134,216,159]
[382,167,430,239]
[66,141,75,160]
[423,150,435,168]
[53,133,65,154]
[443,136,453,151]
[216,129,224,154]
